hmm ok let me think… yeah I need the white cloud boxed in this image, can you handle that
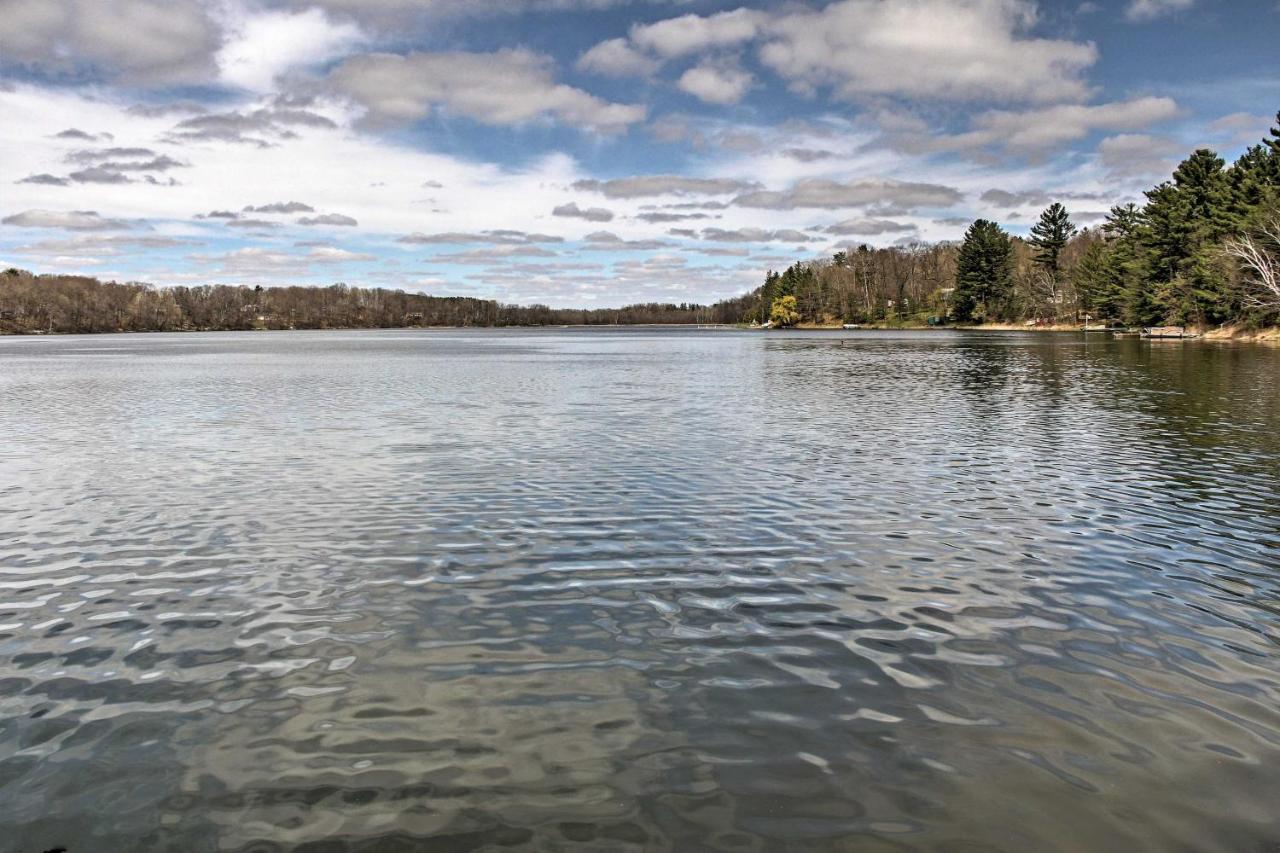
[307,245,373,262]
[732,178,964,211]
[955,97,1181,153]
[759,0,1097,103]
[2,209,133,230]
[552,202,615,222]
[573,175,760,198]
[1126,0,1195,22]
[218,6,364,92]
[1207,112,1274,145]
[0,0,222,84]
[699,227,817,243]
[677,63,753,105]
[328,49,645,132]
[191,245,374,277]
[274,0,643,29]
[575,38,659,77]
[1096,133,1182,180]
[629,8,766,58]
[824,218,917,236]
[298,213,359,226]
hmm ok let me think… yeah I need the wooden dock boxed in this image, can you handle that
[1142,326,1199,339]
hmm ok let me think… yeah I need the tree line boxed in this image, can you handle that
[0,271,755,334]
[758,111,1280,329]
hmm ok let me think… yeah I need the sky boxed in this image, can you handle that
[0,0,1276,308]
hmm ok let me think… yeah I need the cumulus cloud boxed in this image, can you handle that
[6,234,191,259]
[397,230,564,245]
[2,209,133,230]
[700,227,818,243]
[307,245,373,262]
[225,218,280,229]
[166,106,338,146]
[218,7,364,92]
[783,148,836,162]
[298,213,359,226]
[0,0,222,84]
[193,245,374,277]
[53,128,109,141]
[1208,112,1274,145]
[245,201,315,214]
[635,212,712,223]
[581,231,672,250]
[573,175,760,199]
[64,147,151,164]
[100,155,186,172]
[430,245,561,264]
[759,0,1097,104]
[980,189,1052,207]
[328,49,645,132]
[732,178,963,210]
[677,62,754,105]
[1096,133,1182,180]
[552,202,615,222]
[575,38,659,77]
[629,8,766,58]
[951,97,1181,153]
[272,0,642,30]
[68,166,132,184]
[824,218,918,236]
[17,173,71,186]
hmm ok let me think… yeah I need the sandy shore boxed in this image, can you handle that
[1201,325,1280,343]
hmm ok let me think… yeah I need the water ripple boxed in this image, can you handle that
[1,329,1278,851]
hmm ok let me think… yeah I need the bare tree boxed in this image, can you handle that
[1223,218,1280,310]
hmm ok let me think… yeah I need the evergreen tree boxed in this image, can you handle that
[1029,203,1075,274]
[1264,110,1280,181]
[1146,149,1235,323]
[1028,203,1076,316]
[1073,239,1123,321]
[1101,204,1159,326]
[1173,149,1234,242]
[952,220,1014,322]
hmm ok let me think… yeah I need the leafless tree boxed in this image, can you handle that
[1223,218,1280,310]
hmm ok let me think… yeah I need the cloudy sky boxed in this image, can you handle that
[0,0,1275,307]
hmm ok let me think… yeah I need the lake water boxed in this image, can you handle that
[1,328,1278,852]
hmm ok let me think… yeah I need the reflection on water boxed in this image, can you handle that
[1,328,1278,852]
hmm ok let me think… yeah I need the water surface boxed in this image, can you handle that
[2,328,1279,851]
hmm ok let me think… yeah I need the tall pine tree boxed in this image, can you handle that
[1028,203,1076,316]
[952,220,1014,323]
[1103,203,1161,326]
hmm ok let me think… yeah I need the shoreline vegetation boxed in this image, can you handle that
[3,113,1277,341]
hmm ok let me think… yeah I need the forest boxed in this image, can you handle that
[2,112,1276,336]
[0,271,758,334]
[757,111,1280,329]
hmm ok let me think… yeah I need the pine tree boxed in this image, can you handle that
[1154,149,1235,323]
[1073,239,1123,321]
[1264,111,1280,178]
[952,220,1014,323]
[1029,203,1075,273]
[1103,204,1160,326]
[1028,203,1076,316]
[1173,149,1233,242]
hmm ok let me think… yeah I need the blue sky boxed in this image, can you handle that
[1,0,1276,307]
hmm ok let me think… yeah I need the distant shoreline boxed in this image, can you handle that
[5,322,1278,342]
